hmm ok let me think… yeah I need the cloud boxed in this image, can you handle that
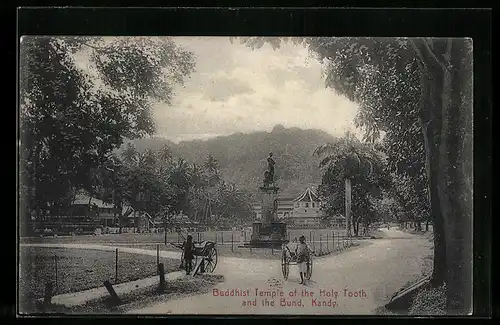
[200,75,255,102]
[75,36,361,143]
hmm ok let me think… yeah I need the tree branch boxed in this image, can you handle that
[81,42,114,54]
[408,39,427,71]
[410,38,449,73]
[421,38,448,72]
[443,38,453,68]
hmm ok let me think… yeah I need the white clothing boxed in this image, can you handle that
[295,243,310,256]
[299,261,307,273]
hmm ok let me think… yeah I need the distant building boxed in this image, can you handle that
[253,187,322,227]
[290,187,323,226]
[252,187,346,228]
[72,194,119,227]
[53,192,156,229]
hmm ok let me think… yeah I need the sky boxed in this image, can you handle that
[152,37,360,143]
[78,37,361,143]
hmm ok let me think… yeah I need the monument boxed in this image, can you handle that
[248,152,288,248]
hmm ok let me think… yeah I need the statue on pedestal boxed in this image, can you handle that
[263,152,276,186]
[247,151,287,248]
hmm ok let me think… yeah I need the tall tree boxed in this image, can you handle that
[315,133,390,236]
[19,36,195,220]
[237,36,473,312]
[202,155,221,224]
[168,158,192,216]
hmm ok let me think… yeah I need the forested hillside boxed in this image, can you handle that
[122,125,336,198]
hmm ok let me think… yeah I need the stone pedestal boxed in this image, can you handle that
[247,184,288,248]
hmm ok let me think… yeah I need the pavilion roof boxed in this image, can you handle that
[292,187,320,202]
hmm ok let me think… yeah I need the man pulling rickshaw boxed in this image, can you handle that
[281,235,313,284]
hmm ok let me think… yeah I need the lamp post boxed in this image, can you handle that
[104,160,122,230]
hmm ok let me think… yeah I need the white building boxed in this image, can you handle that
[253,187,324,227]
[290,187,322,226]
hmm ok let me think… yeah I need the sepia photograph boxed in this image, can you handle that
[18,36,473,316]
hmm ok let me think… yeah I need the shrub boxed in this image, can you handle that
[409,283,446,315]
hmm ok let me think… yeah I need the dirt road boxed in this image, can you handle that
[125,228,431,315]
[20,228,431,315]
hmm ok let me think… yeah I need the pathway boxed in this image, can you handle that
[20,228,432,315]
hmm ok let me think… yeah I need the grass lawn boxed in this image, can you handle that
[20,228,348,246]
[19,228,359,262]
[19,247,179,311]
[99,235,358,260]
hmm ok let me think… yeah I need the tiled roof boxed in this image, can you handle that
[72,195,115,209]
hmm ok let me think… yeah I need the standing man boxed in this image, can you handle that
[295,235,312,285]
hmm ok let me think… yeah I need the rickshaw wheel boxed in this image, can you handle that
[204,246,218,273]
[180,251,185,269]
[281,250,289,280]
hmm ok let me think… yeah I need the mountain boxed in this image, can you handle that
[120,125,336,199]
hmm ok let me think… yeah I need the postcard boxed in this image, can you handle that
[18,36,473,316]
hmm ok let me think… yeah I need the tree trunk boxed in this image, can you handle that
[352,217,359,237]
[417,39,473,313]
[416,43,448,288]
[117,203,123,234]
[345,178,352,237]
[426,220,429,231]
[436,41,472,314]
[133,210,137,233]
[420,82,448,287]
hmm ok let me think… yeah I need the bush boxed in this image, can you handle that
[409,283,446,315]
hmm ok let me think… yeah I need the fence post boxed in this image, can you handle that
[158,263,166,293]
[309,231,312,244]
[312,233,315,252]
[337,232,340,250]
[222,232,224,244]
[43,282,53,308]
[332,231,335,251]
[319,234,322,254]
[156,244,160,274]
[326,233,329,253]
[231,233,234,252]
[177,232,180,243]
[244,231,246,242]
[54,255,58,292]
[103,280,121,305]
[216,232,218,243]
[115,248,119,284]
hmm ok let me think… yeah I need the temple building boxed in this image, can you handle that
[253,187,321,227]
[290,187,323,226]
[253,186,346,228]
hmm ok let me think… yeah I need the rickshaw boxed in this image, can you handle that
[169,240,218,274]
[281,242,313,280]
